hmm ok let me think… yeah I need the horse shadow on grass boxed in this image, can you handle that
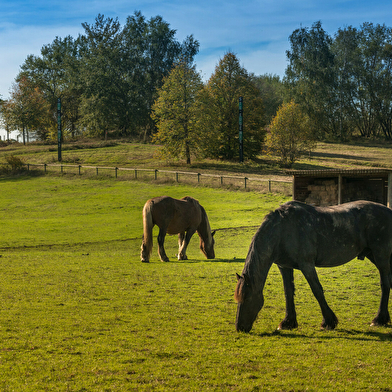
[168,257,246,264]
[254,326,392,342]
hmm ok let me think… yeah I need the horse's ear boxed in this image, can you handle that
[236,273,242,281]
[211,230,216,237]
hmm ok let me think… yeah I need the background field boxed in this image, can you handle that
[1,140,392,391]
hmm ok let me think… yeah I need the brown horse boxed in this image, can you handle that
[140,196,215,262]
[235,200,392,333]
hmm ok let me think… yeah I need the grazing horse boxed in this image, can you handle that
[235,200,392,333]
[141,196,215,262]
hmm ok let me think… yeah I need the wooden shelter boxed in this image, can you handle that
[289,169,392,208]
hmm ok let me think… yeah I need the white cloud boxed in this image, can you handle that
[0,23,83,99]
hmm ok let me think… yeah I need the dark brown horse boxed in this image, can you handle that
[235,200,392,333]
[141,196,215,262]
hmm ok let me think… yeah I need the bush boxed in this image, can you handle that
[2,155,26,173]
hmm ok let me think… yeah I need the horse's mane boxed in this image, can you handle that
[234,276,246,303]
[198,204,213,245]
[181,196,213,245]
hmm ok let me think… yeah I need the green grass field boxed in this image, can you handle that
[1,174,392,391]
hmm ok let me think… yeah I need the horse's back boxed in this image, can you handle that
[146,196,202,234]
[268,200,392,267]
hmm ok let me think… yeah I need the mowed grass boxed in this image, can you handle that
[1,175,392,391]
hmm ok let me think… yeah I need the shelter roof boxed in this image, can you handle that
[287,168,392,177]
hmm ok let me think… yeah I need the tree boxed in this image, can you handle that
[251,73,284,125]
[197,52,265,160]
[285,21,392,141]
[123,12,199,140]
[267,100,315,168]
[19,35,81,139]
[285,21,339,139]
[152,60,203,164]
[16,12,199,141]
[0,99,15,141]
[79,15,124,138]
[7,77,51,143]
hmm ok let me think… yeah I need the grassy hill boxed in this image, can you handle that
[0,137,391,183]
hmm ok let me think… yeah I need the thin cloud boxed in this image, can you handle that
[1,0,392,99]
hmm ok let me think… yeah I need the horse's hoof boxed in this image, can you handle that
[141,259,149,263]
[321,322,337,330]
[161,258,169,262]
[370,319,390,327]
[278,320,298,330]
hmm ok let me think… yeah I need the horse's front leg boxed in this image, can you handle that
[177,229,196,260]
[278,267,298,330]
[301,266,338,330]
[157,228,170,262]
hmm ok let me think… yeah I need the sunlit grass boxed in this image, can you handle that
[0,174,392,391]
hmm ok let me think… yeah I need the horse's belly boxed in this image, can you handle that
[166,221,187,235]
[315,246,361,267]
[166,225,180,235]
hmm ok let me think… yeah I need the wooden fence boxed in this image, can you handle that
[25,163,292,195]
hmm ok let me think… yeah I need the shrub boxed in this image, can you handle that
[3,155,26,173]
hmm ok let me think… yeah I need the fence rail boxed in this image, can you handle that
[25,163,292,194]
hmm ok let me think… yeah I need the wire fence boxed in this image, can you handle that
[25,163,293,195]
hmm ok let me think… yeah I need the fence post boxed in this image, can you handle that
[115,167,118,178]
[244,177,248,189]
[44,163,47,173]
[268,180,271,193]
[61,165,63,173]
[27,164,30,171]
[155,169,158,180]
[79,165,81,175]
[220,176,223,185]
[198,173,201,183]
[134,169,137,179]
[176,172,179,182]
[96,167,99,176]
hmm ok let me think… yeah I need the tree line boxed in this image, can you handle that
[286,21,392,141]
[0,12,200,143]
[1,16,392,166]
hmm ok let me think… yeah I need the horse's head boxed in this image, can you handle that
[234,272,264,333]
[200,230,215,259]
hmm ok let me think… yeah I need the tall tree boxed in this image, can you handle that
[152,60,203,164]
[123,12,199,140]
[79,14,124,138]
[286,21,392,141]
[19,35,81,139]
[7,77,51,143]
[251,73,284,125]
[79,12,199,139]
[285,21,339,138]
[197,52,265,160]
[0,99,15,141]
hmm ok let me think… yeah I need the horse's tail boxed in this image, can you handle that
[141,200,154,262]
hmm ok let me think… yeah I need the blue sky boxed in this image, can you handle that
[1,0,392,100]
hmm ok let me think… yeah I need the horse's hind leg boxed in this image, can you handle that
[369,252,391,326]
[177,229,196,260]
[278,267,298,330]
[157,228,170,262]
[177,232,186,260]
[302,266,338,330]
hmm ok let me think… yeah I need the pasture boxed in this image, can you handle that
[1,175,392,391]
